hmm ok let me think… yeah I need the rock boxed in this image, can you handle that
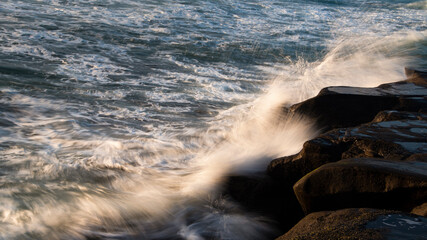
[289,92,398,131]
[268,113,427,185]
[371,110,426,123]
[263,113,426,233]
[366,211,427,239]
[405,68,427,78]
[412,202,427,217]
[293,158,427,214]
[272,70,427,196]
[277,208,427,240]
[339,119,427,160]
[341,118,427,158]
[288,77,427,131]
[268,136,348,185]
[407,153,427,162]
[405,68,427,86]
[225,71,427,236]
[227,110,427,231]
[223,174,304,232]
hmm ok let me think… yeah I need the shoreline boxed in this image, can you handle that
[223,68,427,239]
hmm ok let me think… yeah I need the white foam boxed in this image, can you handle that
[397,218,425,226]
[55,54,130,83]
[272,30,427,104]
[1,0,427,239]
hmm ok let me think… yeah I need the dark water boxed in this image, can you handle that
[0,0,426,239]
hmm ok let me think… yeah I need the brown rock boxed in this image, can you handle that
[412,202,427,217]
[268,115,427,186]
[289,92,399,131]
[405,68,427,86]
[289,76,427,131]
[407,153,427,162]
[268,136,348,185]
[293,158,427,214]
[371,110,426,123]
[277,208,427,240]
[225,71,427,237]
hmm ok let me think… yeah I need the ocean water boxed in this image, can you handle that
[0,0,426,239]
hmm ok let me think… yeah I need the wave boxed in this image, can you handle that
[406,0,427,10]
[2,29,425,239]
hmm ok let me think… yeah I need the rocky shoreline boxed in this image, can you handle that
[223,68,427,239]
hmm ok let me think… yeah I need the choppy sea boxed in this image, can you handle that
[0,0,426,239]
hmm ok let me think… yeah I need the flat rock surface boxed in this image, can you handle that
[293,158,427,214]
[335,117,427,159]
[277,208,427,240]
[289,76,427,131]
[268,111,427,186]
[324,81,427,96]
[372,110,425,123]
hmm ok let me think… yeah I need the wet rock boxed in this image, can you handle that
[225,71,427,236]
[405,67,427,86]
[293,158,427,214]
[412,202,427,217]
[289,92,398,131]
[289,77,427,131]
[268,115,427,185]
[366,211,427,239]
[372,110,426,123]
[277,208,427,240]
[268,136,348,185]
[223,174,304,232]
[262,114,427,233]
[340,118,427,158]
[272,74,427,182]
[407,153,427,162]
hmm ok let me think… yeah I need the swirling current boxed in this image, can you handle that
[0,0,426,239]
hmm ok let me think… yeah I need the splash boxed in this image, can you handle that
[3,30,426,239]
[272,30,426,104]
[1,87,316,239]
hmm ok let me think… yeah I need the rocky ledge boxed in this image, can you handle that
[277,208,427,240]
[223,68,427,239]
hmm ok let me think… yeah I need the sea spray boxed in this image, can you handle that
[273,31,426,104]
[0,0,426,239]
[4,81,317,239]
[2,31,425,239]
